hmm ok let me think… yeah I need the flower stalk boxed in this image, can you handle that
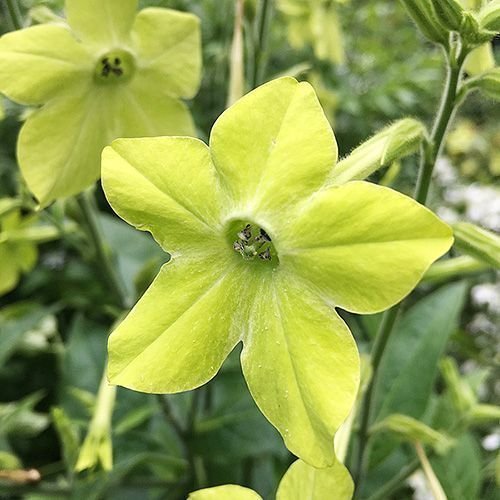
[352,44,468,496]
[4,0,23,31]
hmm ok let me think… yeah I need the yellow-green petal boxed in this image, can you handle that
[280,181,453,314]
[210,77,337,215]
[276,459,354,500]
[65,0,138,46]
[102,137,225,254]
[19,82,195,206]
[0,25,92,105]
[132,8,202,99]
[188,485,263,500]
[107,256,242,393]
[241,272,359,467]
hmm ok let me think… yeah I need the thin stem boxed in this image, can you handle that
[352,45,467,498]
[366,458,420,500]
[415,442,447,500]
[251,0,272,89]
[76,191,130,309]
[4,0,23,30]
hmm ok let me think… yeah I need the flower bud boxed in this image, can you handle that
[431,0,464,31]
[400,0,449,44]
[478,0,500,33]
[453,221,500,268]
[370,414,453,455]
[440,357,476,415]
[460,11,496,46]
[470,404,500,423]
[329,118,426,185]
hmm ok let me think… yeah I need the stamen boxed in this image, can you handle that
[232,223,275,263]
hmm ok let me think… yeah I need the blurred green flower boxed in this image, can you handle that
[277,0,348,65]
[101,77,452,467]
[0,0,201,206]
[0,199,59,296]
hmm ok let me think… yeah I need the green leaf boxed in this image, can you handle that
[0,25,92,105]
[241,272,359,467]
[65,0,138,47]
[276,459,353,500]
[0,303,50,366]
[132,8,202,99]
[370,282,467,464]
[328,118,426,185]
[432,434,482,500]
[210,77,337,213]
[464,67,500,102]
[281,181,453,314]
[188,485,262,500]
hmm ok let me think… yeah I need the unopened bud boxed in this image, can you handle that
[453,221,500,269]
[400,0,449,45]
[460,12,496,46]
[432,0,464,31]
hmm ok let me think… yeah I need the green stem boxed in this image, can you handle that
[352,46,467,498]
[4,0,23,30]
[251,0,272,89]
[76,191,130,309]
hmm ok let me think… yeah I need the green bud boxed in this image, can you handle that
[400,0,449,44]
[370,414,453,455]
[328,118,426,185]
[464,67,500,101]
[478,0,500,33]
[423,255,490,283]
[460,11,496,45]
[453,221,500,268]
[440,357,476,415]
[470,404,500,423]
[432,0,464,31]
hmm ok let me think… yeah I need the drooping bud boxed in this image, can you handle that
[431,0,464,31]
[453,221,500,268]
[400,0,449,45]
[370,414,454,455]
[328,118,426,185]
[423,255,490,283]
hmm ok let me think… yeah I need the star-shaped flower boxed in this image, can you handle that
[101,77,453,467]
[0,0,201,206]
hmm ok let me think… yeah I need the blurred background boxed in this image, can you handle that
[0,1,498,499]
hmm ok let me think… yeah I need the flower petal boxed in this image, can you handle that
[189,485,262,500]
[0,25,92,105]
[276,459,353,500]
[102,136,225,254]
[19,83,195,206]
[107,255,242,393]
[280,181,453,314]
[241,272,359,467]
[65,0,138,46]
[210,77,337,215]
[132,8,201,99]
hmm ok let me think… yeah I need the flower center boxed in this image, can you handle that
[94,49,135,84]
[229,221,278,265]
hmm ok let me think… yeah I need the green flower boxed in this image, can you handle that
[0,199,59,296]
[0,0,201,206]
[101,77,453,467]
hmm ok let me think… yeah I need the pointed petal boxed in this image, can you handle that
[19,83,195,206]
[276,459,354,500]
[102,136,225,254]
[241,272,359,467]
[108,256,242,393]
[132,8,201,99]
[280,181,453,314]
[0,25,92,105]
[210,77,337,215]
[65,0,138,46]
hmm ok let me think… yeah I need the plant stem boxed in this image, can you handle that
[251,0,272,89]
[415,442,447,500]
[352,46,467,498]
[76,191,130,309]
[4,0,23,30]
